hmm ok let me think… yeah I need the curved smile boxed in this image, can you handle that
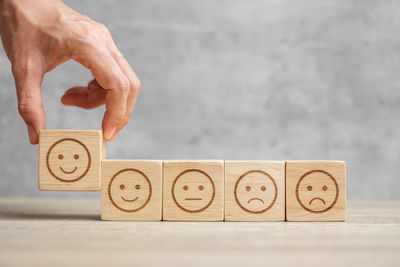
[121,196,139,202]
[247,197,264,203]
[60,166,77,174]
[309,197,326,205]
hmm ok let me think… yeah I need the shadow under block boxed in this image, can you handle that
[163,161,224,221]
[224,161,285,221]
[286,161,346,221]
[101,160,162,221]
[38,130,105,191]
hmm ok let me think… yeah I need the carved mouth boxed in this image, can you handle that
[185,198,202,201]
[122,196,139,202]
[247,197,264,204]
[60,166,77,174]
[309,197,326,205]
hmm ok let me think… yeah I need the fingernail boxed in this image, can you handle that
[27,125,38,144]
[105,127,117,141]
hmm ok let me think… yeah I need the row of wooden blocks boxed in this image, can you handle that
[38,130,346,221]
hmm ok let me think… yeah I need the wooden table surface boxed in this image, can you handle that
[0,198,399,267]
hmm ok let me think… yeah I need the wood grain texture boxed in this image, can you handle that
[38,130,105,191]
[163,160,224,221]
[225,161,285,221]
[101,160,162,221]
[286,161,346,221]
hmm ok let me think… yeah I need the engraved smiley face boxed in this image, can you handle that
[296,170,339,213]
[172,169,215,213]
[46,138,91,182]
[108,169,152,212]
[234,170,278,214]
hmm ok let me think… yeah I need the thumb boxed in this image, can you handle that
[12,61,45,144]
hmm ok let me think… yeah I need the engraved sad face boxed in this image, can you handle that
[108,169,152,212]
[46,138,91,182]
[234,170,278,214]
[296,170,339,213]
[172,169,215,213]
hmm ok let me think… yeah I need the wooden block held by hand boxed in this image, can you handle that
[225,161,285,221]
[286,161,346,221]
[38,130,105,191]
[101,160,162,221]
[163,161,224,221]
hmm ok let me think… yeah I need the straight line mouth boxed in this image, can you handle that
[122,196,139,202]
[309,197,326,205]
[60,166,77,174]
[185,198,202,201]
[247,197,264,203]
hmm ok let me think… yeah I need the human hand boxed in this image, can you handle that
[0,0,140,144]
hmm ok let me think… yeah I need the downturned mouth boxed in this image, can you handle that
[60,166,77,174]
[247,198,264,204]
[122,196,139,202]
[185,198,202,201]
[309,197,326,205]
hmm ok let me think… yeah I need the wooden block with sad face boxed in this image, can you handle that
[225,161,285,221]
[101,160,162,221]
[286,161,346,221]
[163,161,224,221]
[38,130,105,191]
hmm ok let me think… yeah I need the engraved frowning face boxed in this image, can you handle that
[234,170,278,214]
[108,169,152,212]
[172,169,215,213]
[296,170,339,213]
[46,138,91,182]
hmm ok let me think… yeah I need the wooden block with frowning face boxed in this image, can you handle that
[163,161,224,221]
[38,130,105,191]
[101,160,162,221]
[225,161,285,221]
[286,161,346,221]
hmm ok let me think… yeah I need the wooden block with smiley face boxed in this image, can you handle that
[38,130,105,191]
[286,161,346,221]
[101,160,162,221]
[224,161,285,221]
[163,161,224,221]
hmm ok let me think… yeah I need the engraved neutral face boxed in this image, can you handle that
[234,170,278,214]
[172,169,215,213]
[296,170,339,213]
[46,138,91,182]
[108,169,152,212]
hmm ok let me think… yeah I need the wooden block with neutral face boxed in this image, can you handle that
[286,161,346,221]
[101,160,162,221]
[38,130,105,191]
[224,161,285,221]
[163,161,224,221]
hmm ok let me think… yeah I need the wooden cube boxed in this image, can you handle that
[38,130,105,191]
[224,161,285,221]
[101,160,162,221]
[163,161,224,221]
[286,161,346,221]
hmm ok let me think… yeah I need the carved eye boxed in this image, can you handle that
[120,184,125,190]
[307,185,312,191]
[246,186,251,192]
[58,154,63,160]
[198,185,204,191]
[260,186,266,191]
[322,185,327,191]
[135,184,140,190]
[74,154,79,160]
[183,185,188,191]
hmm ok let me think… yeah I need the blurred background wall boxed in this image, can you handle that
[0,0,399,199]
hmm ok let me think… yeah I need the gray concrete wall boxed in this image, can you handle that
[0,0,399,199]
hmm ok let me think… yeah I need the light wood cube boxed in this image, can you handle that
[224,161,285,221]
[101,160,162,221]
[286,161,346,221]
[38,130,105,191]
[163,161,224,221]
